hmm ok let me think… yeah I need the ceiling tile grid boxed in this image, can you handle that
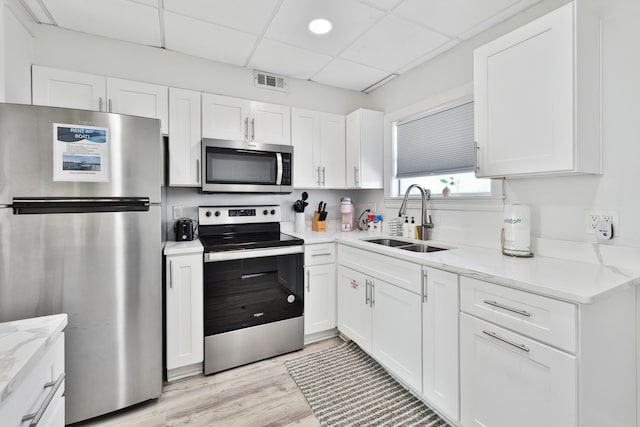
[23,0,541,92]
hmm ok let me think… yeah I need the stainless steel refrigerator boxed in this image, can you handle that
[0,103,162,424]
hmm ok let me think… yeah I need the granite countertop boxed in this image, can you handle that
[0,314,68,404]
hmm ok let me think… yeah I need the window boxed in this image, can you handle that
[394,99,491,197]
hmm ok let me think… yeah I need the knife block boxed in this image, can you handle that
[312,211,326,232]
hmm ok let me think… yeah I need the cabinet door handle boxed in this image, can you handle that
[196,158,200,183]
[22,372,66,426]
[244,117,249,140]
[483,300,531,317]
[98,97,104,112]
[370,281,375,307]
[422,271,428,303]
[474,141,480,173]
[251,118,255,141]
[108,98,112,113]
[169,260,173,289]
[306,270,310,292]
[482,330,530,353]
[322,167,326,186]
[317,166,321,186]
[365,279,370,305]
[354,166,359,186]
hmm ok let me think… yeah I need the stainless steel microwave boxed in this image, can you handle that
[201,138,293,193]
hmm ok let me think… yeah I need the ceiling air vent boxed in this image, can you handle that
[254,71,288,92]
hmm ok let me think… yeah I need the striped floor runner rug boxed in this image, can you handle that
[285,341,451,427]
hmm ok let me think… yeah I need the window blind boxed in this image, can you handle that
[396,101,475,178]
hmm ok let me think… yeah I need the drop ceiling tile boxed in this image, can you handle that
[395,39,459,74]
[458,0,541,40]
[248,39,333,80]
[41,0,161,46]
[393,0,535,39]
[341,15,451,73]
[265,0,384,56]
[128,0,157,7]
[312,58,390,92]
[163,0,280,35]
[356,0,404,12]
[164,12,257,67]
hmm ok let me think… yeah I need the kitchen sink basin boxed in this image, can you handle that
[365,238,412,247]
[364,238,448,253]
[400,244,447,253]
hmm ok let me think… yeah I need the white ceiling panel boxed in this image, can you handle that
[163,0,281,35]
[129,0,158,7]
[41,0,162,46]
[356,0,404,12]
[164,12,257,67]
[458,0,541,40]
[248,39,333,80]
[393,0,529,39]
[264,0,384,56]
[341,15,451,73]
[312,58,389,92]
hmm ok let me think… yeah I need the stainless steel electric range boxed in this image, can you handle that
[198,205,305,374]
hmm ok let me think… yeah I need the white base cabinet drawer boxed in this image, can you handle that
[304,243,336,266]
[460,276,577,353]
[460,313,576,427]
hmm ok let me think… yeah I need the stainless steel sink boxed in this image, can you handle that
[365,238,412,247]
[400,244,447,253]
[364,238,448,253]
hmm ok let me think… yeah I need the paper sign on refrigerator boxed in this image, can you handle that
[53,123,110,182]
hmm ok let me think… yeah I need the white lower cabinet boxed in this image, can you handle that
[337,262,421,391]
[337,265,372,352]
[371,279,422,391]
[422,267,459,422]
[460,313,577,427]
[165,251,203,381]
[1,331,65,427]
[304,243,337,338]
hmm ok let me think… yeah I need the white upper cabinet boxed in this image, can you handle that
[107,78,169,134]
[168,87,202,187]
[32,65,105,111]
[202,93,291,145]
[291,108,345,188]
[474,1,601,178]
[32,65,169,134]
[346,108,384,188]
[201,93,250,141]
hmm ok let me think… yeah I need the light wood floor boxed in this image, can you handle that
[76,337,343,427]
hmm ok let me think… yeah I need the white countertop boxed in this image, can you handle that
[336,236,640,305]
[164,240,203,256]
[0,314,68,404]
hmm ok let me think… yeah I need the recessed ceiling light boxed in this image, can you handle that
[308,18,332,35]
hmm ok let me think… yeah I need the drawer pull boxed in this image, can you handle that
[311,252,332,257]
[22,372,65,426]
[483,330,530,353]
[483,300,531,317]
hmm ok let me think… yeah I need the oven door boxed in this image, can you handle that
[203,246,304,337]
[201,139,292,193]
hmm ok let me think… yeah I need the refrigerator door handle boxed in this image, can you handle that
[12,197,151,214]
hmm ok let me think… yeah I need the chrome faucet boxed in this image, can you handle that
[398,184,433,240]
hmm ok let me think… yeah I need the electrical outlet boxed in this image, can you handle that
[173,206,184,219]
[584,210,619,236]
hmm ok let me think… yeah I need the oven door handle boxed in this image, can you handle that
[205,245,304,262]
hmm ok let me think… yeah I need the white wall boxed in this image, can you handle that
[369,0,640,251]
[3,0,33,104]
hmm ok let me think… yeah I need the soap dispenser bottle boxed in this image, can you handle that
[410,217,416,239]
[402,216,410,237]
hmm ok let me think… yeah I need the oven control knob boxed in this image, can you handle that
[214,211,220,217]
[270,209,276,215]
[287,295,295,304]
[263,209,268,215]
[205,210,212,217]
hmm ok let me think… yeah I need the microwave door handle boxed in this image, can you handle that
[276,153,283,185]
